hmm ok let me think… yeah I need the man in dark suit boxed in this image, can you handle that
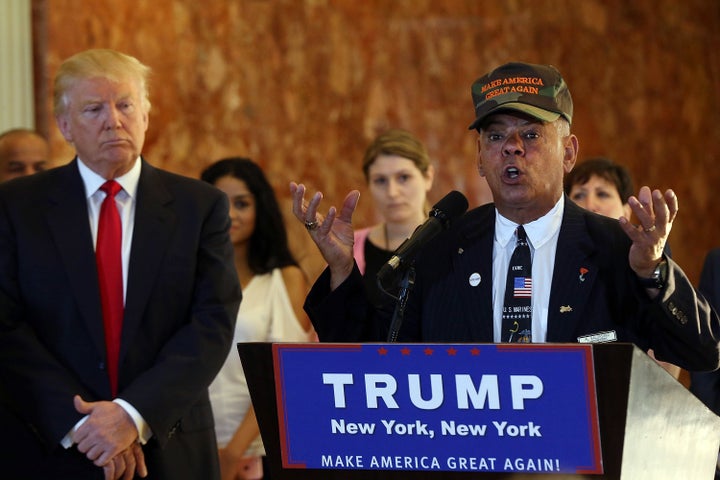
[691,248,720,407]
[289,62,720,372]
[690,248,720,477]
[0,49,241,479]
[0,128,50,182]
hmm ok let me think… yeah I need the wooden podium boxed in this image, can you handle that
[237,342,720,479]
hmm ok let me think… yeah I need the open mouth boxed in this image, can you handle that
[505,166,520,179]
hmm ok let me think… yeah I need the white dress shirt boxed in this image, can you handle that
[62,157,152,447]
[492,197,564,343]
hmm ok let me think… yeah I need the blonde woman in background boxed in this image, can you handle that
[354,129,435,306]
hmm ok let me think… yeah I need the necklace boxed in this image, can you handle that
[383,223,389,251]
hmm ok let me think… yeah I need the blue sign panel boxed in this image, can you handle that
[273,343,602,475]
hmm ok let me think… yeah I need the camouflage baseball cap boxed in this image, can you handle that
[468,62,573,130]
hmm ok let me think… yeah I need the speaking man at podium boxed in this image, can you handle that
[289,62,720,372]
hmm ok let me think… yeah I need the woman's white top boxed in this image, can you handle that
[209,268,310,455]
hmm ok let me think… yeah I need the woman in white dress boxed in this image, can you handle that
[202,158,313,480]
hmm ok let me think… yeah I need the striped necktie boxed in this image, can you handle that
[501,225,532,343]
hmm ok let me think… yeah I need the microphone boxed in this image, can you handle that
[377,190,469,286]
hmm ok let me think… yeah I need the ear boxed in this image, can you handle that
[476,137,486,177]
[562,134,579,174]
[424,164,435,191]
[55,114,73,143]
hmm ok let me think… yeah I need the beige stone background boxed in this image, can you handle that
[32,0,720,285]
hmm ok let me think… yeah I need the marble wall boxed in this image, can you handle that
[36,0,720,283]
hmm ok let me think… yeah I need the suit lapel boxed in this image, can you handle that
[546,199,599,342]
[122,161,174,355]
[452,206,496,342]
[45,160,106,355]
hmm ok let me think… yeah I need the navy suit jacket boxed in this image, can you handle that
[690,248,720,414]
[0,159,241,479]
[307,197,720,372]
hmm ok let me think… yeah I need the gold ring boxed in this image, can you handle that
[643,225,656,232]
[305,220,319,231]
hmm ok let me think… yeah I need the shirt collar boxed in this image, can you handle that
[77,157,142,199]
[495,196,564,249]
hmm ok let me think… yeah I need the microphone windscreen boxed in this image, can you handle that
[431,190,469,225]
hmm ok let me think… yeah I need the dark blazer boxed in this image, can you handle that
[690,248,720,413]
[0,159,241,479]
[306,197,720,372]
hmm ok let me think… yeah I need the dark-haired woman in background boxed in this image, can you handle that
[564,156,633,219]
[202,158,313,480]
[564,156,672,258]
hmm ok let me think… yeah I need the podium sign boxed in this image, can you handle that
[272,343,602,475]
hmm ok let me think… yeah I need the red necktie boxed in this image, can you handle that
[96,180,123,397]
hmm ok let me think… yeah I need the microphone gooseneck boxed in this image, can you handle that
[377,190,469,288]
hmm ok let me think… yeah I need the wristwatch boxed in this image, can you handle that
[637,258,668,289]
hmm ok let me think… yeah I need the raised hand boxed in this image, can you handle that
[290,182,360,289]
[619,186,677,279]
